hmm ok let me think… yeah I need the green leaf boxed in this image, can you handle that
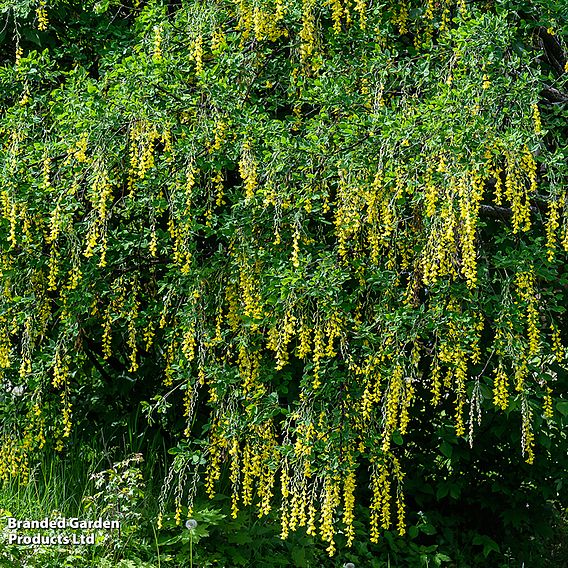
[392,430,404,445]
[419,523,437,536]
[556,401,568,416]
[291,546,307,567]
[472,534,500,557]
[440,441,453,458]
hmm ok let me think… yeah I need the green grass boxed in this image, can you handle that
[0,423,167,568]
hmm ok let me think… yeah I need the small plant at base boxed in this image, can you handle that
[82,453,145,552]
[185,519,197,567]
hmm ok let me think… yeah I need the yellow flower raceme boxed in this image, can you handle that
[36,1,48,31]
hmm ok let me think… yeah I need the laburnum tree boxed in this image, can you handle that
[0,0,567,560]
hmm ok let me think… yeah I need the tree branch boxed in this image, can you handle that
[479,203,541,222]
[541,85,568,104]
[536,27,567,77]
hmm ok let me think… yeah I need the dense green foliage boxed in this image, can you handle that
[0,0,567,565]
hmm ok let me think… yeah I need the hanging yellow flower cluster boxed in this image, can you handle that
[36,0,49,31]
[234,0,288,42]
[369,454,405,543]
[299,0,317,60]
[128,121,159,188]
[239,139,258,200]
[0,435,29,483]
